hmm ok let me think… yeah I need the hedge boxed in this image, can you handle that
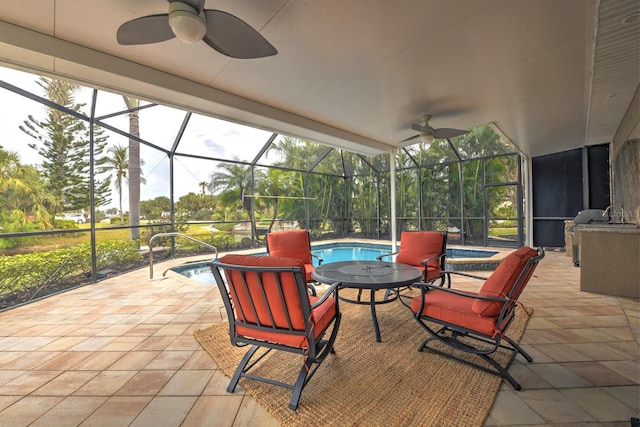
[0,240,143,295]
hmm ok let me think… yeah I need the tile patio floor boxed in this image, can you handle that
[0,242,638,426]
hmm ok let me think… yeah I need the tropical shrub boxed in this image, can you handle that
[0,211,44,249]
[54,219,81,230]
[0,240,142,295]
[212,222,236,232]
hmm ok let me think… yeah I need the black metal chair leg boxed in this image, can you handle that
[228,345,259,392]
[307,283,317,296]
[503,335,533,362]
[477,352,522,391]
[289,360,311,410]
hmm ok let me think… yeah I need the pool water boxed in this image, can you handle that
[170,243,499,285]
[311,243,392,265]
[170,263,214,284]
[170,243,392,285]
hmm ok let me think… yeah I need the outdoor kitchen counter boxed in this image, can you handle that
[579,226,640,298]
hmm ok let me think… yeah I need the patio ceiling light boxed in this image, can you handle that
[419,132,434,145]
[168,2,207,43]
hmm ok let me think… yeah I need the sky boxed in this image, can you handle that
[0,65,281,212]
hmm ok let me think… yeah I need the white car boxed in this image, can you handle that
[64,213,86,224]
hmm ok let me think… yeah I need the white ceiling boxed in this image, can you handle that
[0,0,638,157]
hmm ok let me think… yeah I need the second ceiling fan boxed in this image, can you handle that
[116,0,277,59]
[401,115,468,146]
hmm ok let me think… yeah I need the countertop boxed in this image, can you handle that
[578,225,639,234]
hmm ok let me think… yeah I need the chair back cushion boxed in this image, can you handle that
[396,231,445,270]
[266,230,313,265]
[472,246,539,316]
[219,254,308,330]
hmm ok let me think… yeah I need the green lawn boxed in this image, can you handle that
[488,227,517,237]
[0,225,131,255]
[3,222,245,256]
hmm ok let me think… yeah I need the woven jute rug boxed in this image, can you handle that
[194,289,532,427]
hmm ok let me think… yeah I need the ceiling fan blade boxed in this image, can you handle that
[117,14,175,45]
[399,134,420,144]
[411,123,433,133]
[433,128,468,139]
[203,10,277,59]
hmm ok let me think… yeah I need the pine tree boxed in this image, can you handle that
[19,77,111,214]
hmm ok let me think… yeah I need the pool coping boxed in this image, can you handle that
[310,241,507,266]
[445,246,507,264]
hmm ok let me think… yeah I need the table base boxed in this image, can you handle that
[339,288,400,342]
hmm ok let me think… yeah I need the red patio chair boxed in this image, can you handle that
[266,229,323,295]
[377,231,448,285]
[410,246,544,390]
[210,254,341,410]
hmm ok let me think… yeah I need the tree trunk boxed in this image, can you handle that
[267,198,279,233]
[118,178,124,224]
[124,97,141,245]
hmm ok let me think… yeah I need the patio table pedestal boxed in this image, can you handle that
[312,260,422,342]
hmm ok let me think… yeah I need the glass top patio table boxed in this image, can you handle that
[312,260,423,342]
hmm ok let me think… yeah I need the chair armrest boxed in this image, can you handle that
[420,252,446,267]
[310,281,341,308]
[376,251,399,261]
[311,253,323,265]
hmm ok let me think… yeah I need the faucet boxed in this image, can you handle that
[603,205,624,223]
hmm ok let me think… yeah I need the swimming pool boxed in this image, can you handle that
[169,262,215,284]
[169,242,501,284]
[311,243,391,264]
[168,243,391,284]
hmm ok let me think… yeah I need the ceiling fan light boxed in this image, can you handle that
[168,2,206,44]
[419,132,434,145]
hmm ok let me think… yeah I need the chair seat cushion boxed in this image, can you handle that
[425,266,442,282]
[472,246,538,316]
[236,294,338,348]
[411,289,502,337]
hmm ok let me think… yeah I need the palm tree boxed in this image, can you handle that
[0,146,58,230]
[258,168,292,232]
[0,148,24,193]
[199,181,207,195]
[104,145,128,224]
[208,159,262,243]
[122,96,141,243]
[266,136,329,230]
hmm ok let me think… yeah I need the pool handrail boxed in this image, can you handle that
[149,232,218,279]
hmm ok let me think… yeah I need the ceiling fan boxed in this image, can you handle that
[116,0,277,59]
[400,115,468,146]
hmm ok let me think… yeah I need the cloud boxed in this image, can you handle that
[203,136,223,152]
[1,65,280,211]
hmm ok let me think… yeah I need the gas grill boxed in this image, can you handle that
[566,209,609,267]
